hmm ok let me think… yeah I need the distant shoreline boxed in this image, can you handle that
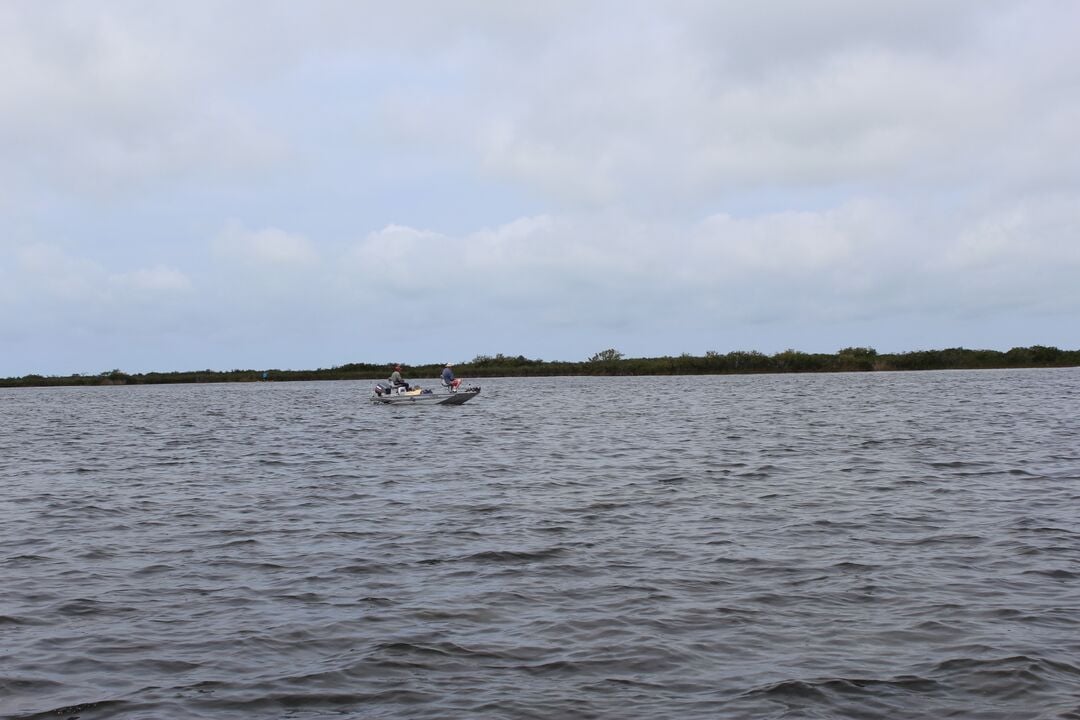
[3,345,1078,388]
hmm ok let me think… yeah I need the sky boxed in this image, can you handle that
[2,1,1078,377]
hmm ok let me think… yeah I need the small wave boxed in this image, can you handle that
[927,460,990,469]
[656,475,688,484]
[207,538,261,548]
[1021,525,1080,537]
[584,501,630,511]
[459,547,568,563]
[204,690,437,716]
[928,654,1080,699]
[535,524,570,533]
[131,563,176,576]
[356,596,394,606]
[53,598,135,617]
[1022,568,1077,580]
[334,562,390,575]
[142,658,204,674]
[375,640,507,662]
[736,673,943,718]
[803,518,868,530]
[0,614,49,627]
[13,698,126,720]
[874,533,984,547]
[0,676,67,696]
[831,561,879,572]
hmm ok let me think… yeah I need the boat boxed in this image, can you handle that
[370,381,481,405]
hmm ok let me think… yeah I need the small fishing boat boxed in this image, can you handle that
[370,382,481,405]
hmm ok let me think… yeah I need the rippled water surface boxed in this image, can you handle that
[3,370,1080,719]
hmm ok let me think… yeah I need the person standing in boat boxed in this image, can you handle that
[441,363,462,391]
[388,364,410,390]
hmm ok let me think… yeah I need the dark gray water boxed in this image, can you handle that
[3,369,1080,719]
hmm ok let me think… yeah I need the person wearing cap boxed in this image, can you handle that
[388,364,410,390]
[441,363,461,391]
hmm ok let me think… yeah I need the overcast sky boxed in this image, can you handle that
[2,1,1078,377]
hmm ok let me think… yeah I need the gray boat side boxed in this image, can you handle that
[370,381,481,405]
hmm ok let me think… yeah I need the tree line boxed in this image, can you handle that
[2,345,1077,388]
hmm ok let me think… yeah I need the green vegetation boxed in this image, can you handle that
[2,346,1078,388]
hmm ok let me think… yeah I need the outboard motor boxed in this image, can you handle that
[373,382,392,397]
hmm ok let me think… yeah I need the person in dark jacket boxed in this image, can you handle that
[441,363,461,391]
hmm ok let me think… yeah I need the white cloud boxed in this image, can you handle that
[0,3,290,199]
[14,243,108,303]
[365,1,1077,212]
[932,194,1080,314]
[337,190,1079,333]
[110,265,192,292]
[213,222,319,266]
[10,244,195,306]
[4,2,1076,208]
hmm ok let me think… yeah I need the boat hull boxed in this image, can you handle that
[370,385,480,405]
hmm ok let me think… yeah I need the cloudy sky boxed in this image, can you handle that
[2,1,1078,377]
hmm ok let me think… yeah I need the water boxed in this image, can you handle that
[2,369,1079,719]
